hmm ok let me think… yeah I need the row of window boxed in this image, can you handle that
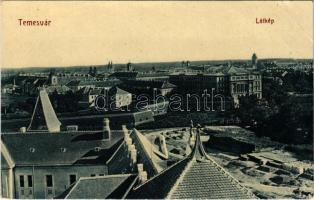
[19,175,33,188]
[90,173,104,177]
[231,75,261,80]
[19,174,77,188]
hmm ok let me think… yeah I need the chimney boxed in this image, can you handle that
[137,163,148,183]
[130,149,137,165]
[103,118,111,140]
[137,164,144,172]
[20,127,26,133]
[122,125,128,136]
[126,138,132,147]
[139,170,148,183]
[128,144,135,153]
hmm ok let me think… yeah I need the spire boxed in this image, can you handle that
[188,120,196,147]
[191,124,210,160]
[190,120,194,128]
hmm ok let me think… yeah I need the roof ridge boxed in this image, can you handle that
[105,141,124,165]
[132,129,161,173]
[64,178,81,199]
[194,129,255,198]
[132,155,191,190]
[189,126,212,160]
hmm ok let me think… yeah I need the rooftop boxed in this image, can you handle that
[1,130,124,167]
[124,80,176,89]
[127,125,254,199]
[57,174,138,199]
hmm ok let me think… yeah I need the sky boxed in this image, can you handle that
[1,1,313,68]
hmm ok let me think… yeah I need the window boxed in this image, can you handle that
[47,188,53,195]
[46,175,53,187]
[99,174,104,176]
[91,174,96,177]
[29,148,35,153]
[19,175,24,188]
[69,175,76,185]
[27,175,33,187]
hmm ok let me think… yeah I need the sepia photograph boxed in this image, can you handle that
[1,1,313,199]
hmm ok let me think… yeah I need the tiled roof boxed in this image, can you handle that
[57,174,138,199]
[127,127,254,199]
[1,130,124,166]
[127,155,190,199]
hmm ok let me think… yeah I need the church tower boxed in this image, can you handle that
[252,53,258,69]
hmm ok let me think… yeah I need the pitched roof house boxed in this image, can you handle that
[127,126,255,199]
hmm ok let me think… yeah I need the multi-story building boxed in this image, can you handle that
[1,117,124,199]
[169,66,262,106]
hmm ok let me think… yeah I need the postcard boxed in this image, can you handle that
[1,1,313,199]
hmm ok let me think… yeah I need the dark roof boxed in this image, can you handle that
[127,127,254,199]
[57,174,138,199]
[41,89,61,132]
[66,80,81,87]
[1,130,124,166]
[109,72,138,79]
[94,80,121,88]
[67,80,121,90]
[132,111,154,124]
[108,86,130,96]
[225,66,249,75]
[89,88,104,95]
[124,80,176,89]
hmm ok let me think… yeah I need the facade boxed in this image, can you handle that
[1,119,124,199]
[169,66,262,106]
[228,72,262,105]
[107,86,132,108]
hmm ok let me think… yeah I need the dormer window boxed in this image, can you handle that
[94,147,101,152]
[29,147,35,153]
